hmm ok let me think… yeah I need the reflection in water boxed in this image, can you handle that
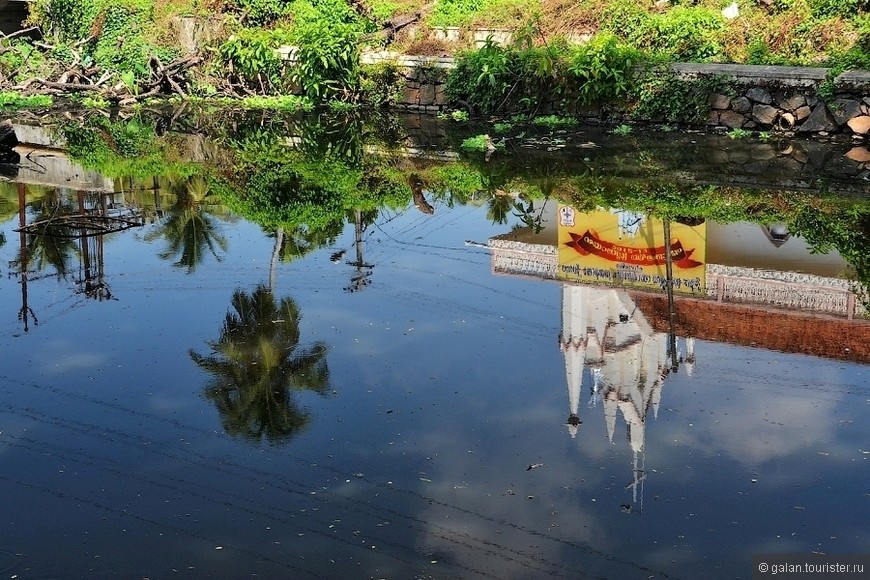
[344,209,375,293]
[761,222,791,247]
[9,185,145,330]
[2,111,869,577]
[16,188,79,280]
[144,175,229,273]
[560,284,695,512]
[189,285,330,444]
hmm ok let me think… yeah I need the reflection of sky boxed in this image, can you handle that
[0,201,868,578]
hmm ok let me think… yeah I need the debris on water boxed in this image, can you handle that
[419,477,432,482]
[527,463,544,471]
[817,451,829,456]
[330,250,346,263]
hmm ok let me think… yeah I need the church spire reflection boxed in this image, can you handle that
[559,283,696,512]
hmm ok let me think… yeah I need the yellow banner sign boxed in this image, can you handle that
[557,206,707,294]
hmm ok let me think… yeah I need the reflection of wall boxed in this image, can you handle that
[10,146,115,192]
[706,264,857,317]
[705,222,846,276]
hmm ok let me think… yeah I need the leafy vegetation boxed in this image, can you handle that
[27,0,179,80]
[0,93,53,109]
[631,68,731,123]
[289,0,370,100]
[568,32,639,105]
[219,27,294,92]
[532,114,578,128]
[59,114,201,179]
[461,133,496,151]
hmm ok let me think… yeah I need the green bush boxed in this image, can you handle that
[631,68,730,123]
[603,2,725,62]
[446,40,517,113]
[0,92,53,109]
[446,34,640,115]
[289,0,369,100]
[28,0,100,39]
[430,0,488,27]
[568,32,639,105]
[27,0,175,79]
[234,0,295,26]
[359,62,406,107]
[0,40,45,82]
[810,0,870,18]
[220,27,294,92]
[746,38,789,65]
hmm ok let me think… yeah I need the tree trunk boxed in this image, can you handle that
[269,227,284,293]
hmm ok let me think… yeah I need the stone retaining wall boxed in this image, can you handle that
[357,52,870,135]
[361,52,452,112]
[670,63,870,136]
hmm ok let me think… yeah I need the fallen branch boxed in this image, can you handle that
[5,53,203,104]
[1,26,40,41]
[29,78,108,92]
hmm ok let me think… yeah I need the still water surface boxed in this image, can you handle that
[0,114,868,579]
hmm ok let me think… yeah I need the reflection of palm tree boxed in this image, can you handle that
[190,285,330,444]
[25,231,79,278]
[268,220,343,290]
[145,176,229,273]
[16,191,80,279]
[487,193,515,225]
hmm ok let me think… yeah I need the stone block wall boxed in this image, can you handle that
[671,64,870,136]
[361,52,452,112]
[280,46,870,134]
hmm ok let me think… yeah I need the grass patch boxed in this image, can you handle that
[0,93,53,110]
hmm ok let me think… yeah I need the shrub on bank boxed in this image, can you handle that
[3,0,869,110]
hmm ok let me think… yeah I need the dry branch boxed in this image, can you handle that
[6,53,204,103]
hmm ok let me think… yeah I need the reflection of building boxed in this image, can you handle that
[11,185,144,330]
[488,204,870,508]
[488,214,870,363]
[560,284,695,510]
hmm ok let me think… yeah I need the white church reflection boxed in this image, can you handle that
[559,283,695,511]
[488,199,868,511]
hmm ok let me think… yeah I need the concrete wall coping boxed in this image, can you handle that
[669,63,829,87]
[835,70,870,90]
[277,46,870,93]
[360,51,455,69]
